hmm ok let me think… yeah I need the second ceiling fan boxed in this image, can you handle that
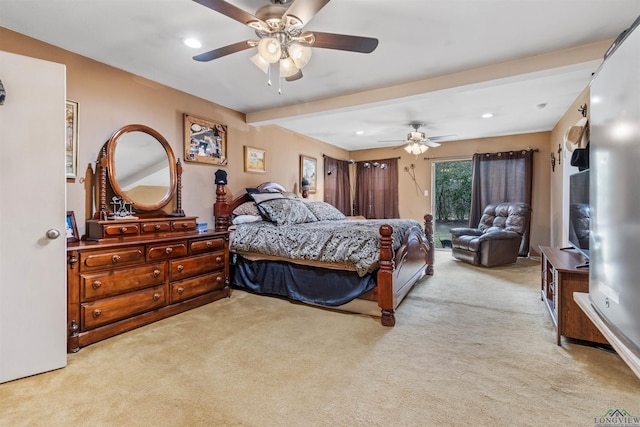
[380,123,452,154]
[192,0,379,82]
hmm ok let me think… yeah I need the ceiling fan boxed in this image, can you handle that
[192,0,379,85]
[380,123,452,154]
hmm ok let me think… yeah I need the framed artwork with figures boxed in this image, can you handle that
[184,114,228,165]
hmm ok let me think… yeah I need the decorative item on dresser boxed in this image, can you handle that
[214,181,435,326]
[67,124,230,352]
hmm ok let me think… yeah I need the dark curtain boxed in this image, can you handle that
[354,158,399,219]
[469,149,534,256]
[323,156,351,215]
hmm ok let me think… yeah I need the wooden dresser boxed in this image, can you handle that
[539,246,607,346]
[66,230,229,352]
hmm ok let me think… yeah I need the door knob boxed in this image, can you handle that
[46,228,61,239]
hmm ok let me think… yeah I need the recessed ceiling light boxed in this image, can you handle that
[536,103,547,109]
[182,38,202,49]
[481,113,493,119]
[355,130,364,135]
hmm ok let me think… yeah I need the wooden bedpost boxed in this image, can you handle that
[378,224,396,327]
[424,213,435,276]
[214,183,230,231]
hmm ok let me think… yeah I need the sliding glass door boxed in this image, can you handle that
[432,159,472,249]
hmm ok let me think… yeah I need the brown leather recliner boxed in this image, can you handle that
[450,202,531,267]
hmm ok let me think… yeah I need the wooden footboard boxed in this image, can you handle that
[377,214,434,326]
[214,182,434,327]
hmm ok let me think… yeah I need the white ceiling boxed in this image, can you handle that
[2,0,640,151]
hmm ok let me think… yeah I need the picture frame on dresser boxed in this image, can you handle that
[183,114,227,166]
[66,211,79,243]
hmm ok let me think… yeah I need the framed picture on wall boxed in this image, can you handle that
[66,211,79,243]
[244,146,266,173]
[183,114,228,166]
[65,100,79,179]
[300,155,317,193]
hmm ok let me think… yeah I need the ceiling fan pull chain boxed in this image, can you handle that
[267,63,272,87]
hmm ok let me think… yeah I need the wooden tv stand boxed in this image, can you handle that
[539,246,608,346]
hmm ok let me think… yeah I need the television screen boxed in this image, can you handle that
[568,170,590,258]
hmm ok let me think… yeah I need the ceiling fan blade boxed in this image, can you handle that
[283,0,331,27]
[424,141,441,147]
[428,134,456,141]
[193,40,253,62]
[285,69,303,82]
[379,139,405,143]
[311,31,379,53]
[192,0,267,30]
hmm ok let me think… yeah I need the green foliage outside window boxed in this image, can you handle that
[434,160,472,223]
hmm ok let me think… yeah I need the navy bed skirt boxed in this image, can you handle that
[233,255,377,306]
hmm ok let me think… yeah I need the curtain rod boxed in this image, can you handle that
[424,148,539,161]
[323,154,401,162]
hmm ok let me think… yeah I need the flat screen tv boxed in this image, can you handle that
[568,169,590,259]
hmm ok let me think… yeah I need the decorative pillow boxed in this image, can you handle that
[249,192,286,204]
[232,201,260,217]
[305,201,346,221]
[256,198,318,226]
[232,215,263,225]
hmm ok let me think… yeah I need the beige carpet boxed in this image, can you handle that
[1,251,638,426]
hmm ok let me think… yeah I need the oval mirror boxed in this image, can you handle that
[106,124,176,212]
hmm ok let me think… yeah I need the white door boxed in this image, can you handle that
[0,51,67,383]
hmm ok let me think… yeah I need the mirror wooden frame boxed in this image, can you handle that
[94,124,180,219]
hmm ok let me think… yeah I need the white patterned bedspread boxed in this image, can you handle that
[230,219,423,277]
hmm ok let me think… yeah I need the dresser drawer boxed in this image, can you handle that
[147,241,188,260]
[172,219,197,232]
[81,262,166,301]
[170,271,226,304]
[170,251,225,281]
[141,221,171,234]
[190,237,225,254]
[102,223,140,238]
[80,246,145,272]
[81,284,166,330]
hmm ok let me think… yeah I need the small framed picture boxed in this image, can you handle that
[184,114,228,165]
[244,146,266,174]
[66,100,79,179]
[300,155,317,193]
[66,211,79,243]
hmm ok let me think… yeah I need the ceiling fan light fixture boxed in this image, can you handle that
[258,37,282,63]
[288,43,312,69]
[404,143,429,155]
[279,56,299,78]
[250,53,270,74]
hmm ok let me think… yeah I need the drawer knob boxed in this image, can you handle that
[216,257,222,264]
[154,224,161,231]
[111,255,121,263]
[165,247,173,255]
[153,293,161,301]
[181,223,189,228]
[92,280,102,289]
[177,265,184,272]
[177,287,184,294]
[92,309,102,318]
[206,241,213,248]
[153,269,161,278]
[216,276,223,283]
[119,227,128,234]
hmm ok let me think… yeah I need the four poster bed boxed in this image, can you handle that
[213,182,434,326]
